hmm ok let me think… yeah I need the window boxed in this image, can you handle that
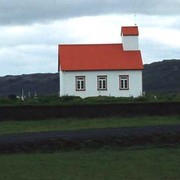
[119,75,129,90]
[76,76,85,91]
[97,76,107,90]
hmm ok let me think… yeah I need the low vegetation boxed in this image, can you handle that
[0,93,180,106]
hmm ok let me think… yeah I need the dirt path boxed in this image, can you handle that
[0,124,180,153]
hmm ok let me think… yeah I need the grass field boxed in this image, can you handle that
[0,147,179,180]
[0,116,180,179]
[0,115,179,135]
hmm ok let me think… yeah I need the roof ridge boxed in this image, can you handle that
[59,43,122,46]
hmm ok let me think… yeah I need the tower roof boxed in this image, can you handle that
[121,26,139,36]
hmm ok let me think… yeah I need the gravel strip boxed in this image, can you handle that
[0,125,180,153]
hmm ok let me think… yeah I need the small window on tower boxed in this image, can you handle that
[119,75,129,90]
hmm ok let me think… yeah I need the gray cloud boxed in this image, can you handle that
[140,39,180,64]
[0,0,180,25]
[0,0,179,76]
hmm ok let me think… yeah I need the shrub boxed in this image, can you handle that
[84,96,133,104]
[60,95,81,102]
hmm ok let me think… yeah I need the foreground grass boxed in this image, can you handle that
[0,115,179,135]
[0,147,179,180]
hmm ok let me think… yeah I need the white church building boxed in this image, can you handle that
[58,26,143,98]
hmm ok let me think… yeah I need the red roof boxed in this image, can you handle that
[121,26,139,36]
[59,43,143,71]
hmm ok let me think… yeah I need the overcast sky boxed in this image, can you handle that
[0,0,180,76]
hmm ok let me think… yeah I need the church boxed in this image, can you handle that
[58,26,143,98]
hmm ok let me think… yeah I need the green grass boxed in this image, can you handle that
[0,147,179,180]
[0,115,179,135]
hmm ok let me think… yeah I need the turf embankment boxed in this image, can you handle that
[0,102,180,120]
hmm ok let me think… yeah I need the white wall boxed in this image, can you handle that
[60,70,142,98]
[59,69,63,97]
[122,35,139,51]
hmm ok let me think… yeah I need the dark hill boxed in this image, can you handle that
[143,59,180,93]
[0,73,59,97]
[0,60,179,97]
